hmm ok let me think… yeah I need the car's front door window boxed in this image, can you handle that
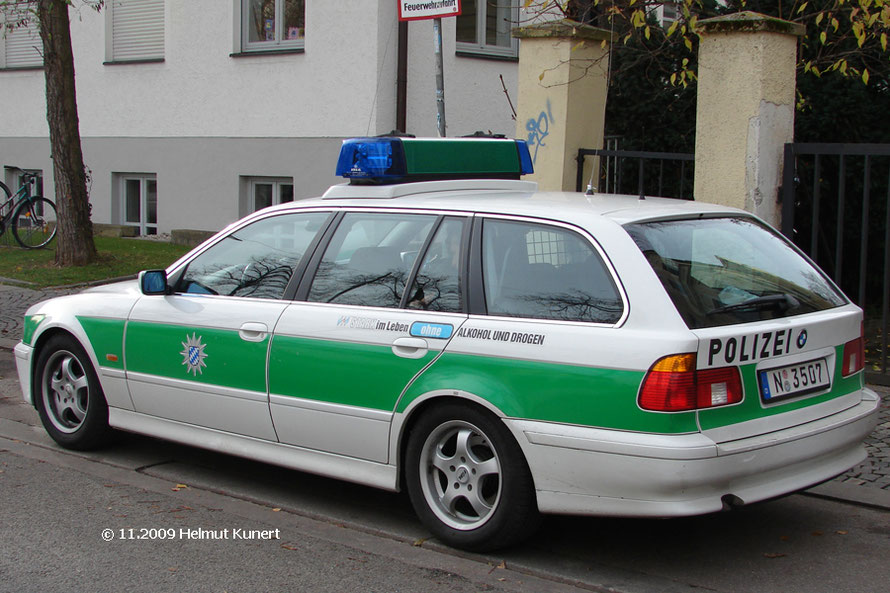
[177,212,329,299]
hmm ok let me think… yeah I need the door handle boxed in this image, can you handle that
[239,322,268,342]
[391,337,428,359]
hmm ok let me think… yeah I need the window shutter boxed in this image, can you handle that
[111,0,164,61]
[4,21,43,68]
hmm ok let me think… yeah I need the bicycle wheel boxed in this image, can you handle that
[0,180,11,221]
[12,196,58,249]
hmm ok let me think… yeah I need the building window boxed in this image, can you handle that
[119,174,158,236]
[247,177,294,214]
[660,2,679,24]
[105,0,165,63]
[456,0,519,59]
[0,3,43,69]
[241,0,304,53]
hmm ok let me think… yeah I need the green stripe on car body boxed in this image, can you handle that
[398,351,700,435]
[125,321,268,393]
[22,314,46,347]
[76,316,126,370]
[269,335,435,411]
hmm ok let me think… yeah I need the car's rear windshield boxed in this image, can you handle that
[624,216,846,329]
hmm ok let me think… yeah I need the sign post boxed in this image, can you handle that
[397,1,462,138]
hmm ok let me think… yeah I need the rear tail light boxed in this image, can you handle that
[639,353,743,412]
[842,322,865,377]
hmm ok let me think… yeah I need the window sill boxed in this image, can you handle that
[230,48,305,58]
[103,58,165,66]
[455,50,518,63]
[0,65,44,72]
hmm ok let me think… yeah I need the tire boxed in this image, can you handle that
[405,402,540,551]
[12,196,57,249]
[33,335,113,450]
[0,180,12,223]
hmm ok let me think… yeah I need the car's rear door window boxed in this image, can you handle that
[481,218,623,323]
[307,212,436,307]
[406,217,467,313]
[625,216,847,329]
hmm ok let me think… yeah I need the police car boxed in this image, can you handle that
[14,136,880,551]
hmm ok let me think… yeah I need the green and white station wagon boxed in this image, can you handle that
[15,137,880,551]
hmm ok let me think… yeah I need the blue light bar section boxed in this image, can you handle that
[335,138,407,180]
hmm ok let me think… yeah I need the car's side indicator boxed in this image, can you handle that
[106,354,119,362]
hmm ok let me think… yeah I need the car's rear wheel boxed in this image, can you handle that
[34,335,112,450]
[405,402,540,551]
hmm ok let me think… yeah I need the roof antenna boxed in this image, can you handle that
[584,158,596,195]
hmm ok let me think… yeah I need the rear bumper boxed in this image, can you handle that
[506,388,880,517]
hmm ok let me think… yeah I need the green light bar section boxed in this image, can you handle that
[400,138,533,177]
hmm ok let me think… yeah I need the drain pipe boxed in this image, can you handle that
[396,20,408,133]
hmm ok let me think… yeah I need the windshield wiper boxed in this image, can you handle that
[708,293,800,316]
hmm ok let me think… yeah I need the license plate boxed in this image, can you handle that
[758,358,831,402]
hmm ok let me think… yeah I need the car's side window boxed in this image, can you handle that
[481,219,624,323]
[176,211,329,299]
[307,212,436,308]
[407,217,466,312]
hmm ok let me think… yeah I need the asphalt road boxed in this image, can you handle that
[1,348,889,593]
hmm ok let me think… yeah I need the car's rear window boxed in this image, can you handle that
[625,217,846,329]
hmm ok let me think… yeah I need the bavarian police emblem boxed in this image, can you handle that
[180,333,208,376]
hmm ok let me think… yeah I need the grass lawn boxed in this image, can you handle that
[0,236,192,288]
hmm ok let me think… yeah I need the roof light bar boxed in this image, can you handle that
[335,137,534,184]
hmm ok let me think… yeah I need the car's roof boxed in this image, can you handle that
[259,180,748,227]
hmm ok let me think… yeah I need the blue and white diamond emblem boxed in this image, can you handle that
[180,333,208,376]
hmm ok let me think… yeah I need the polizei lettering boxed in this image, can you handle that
[707,328,803,367]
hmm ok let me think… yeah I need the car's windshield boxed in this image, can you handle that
[625,216,846,329]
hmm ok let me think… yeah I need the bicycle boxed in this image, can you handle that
[0,166,58,249]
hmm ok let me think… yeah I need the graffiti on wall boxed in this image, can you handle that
[525,99,554,164]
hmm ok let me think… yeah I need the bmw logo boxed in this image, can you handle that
[797,329,808,349]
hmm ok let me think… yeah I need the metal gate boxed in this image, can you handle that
[782,143,890,384]
[576,148,695,199]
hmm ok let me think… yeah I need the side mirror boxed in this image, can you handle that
[139,270,169,295]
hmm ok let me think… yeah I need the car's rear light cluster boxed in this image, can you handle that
[639,353,743,412]
[842,322,865,377]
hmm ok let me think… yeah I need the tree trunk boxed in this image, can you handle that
[36,0,97,266]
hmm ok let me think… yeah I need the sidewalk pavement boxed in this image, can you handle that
[1,280,889,510]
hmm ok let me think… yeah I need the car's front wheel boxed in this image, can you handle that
[34,335,112,450]
[405,402,540,551]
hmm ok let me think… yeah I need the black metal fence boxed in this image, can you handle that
[782,143,890,384]
[576,148,695,199]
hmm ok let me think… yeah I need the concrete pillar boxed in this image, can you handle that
[513,19,611,192]
[694,12,805,228]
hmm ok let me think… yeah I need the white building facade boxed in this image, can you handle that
[0,0,530,234]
